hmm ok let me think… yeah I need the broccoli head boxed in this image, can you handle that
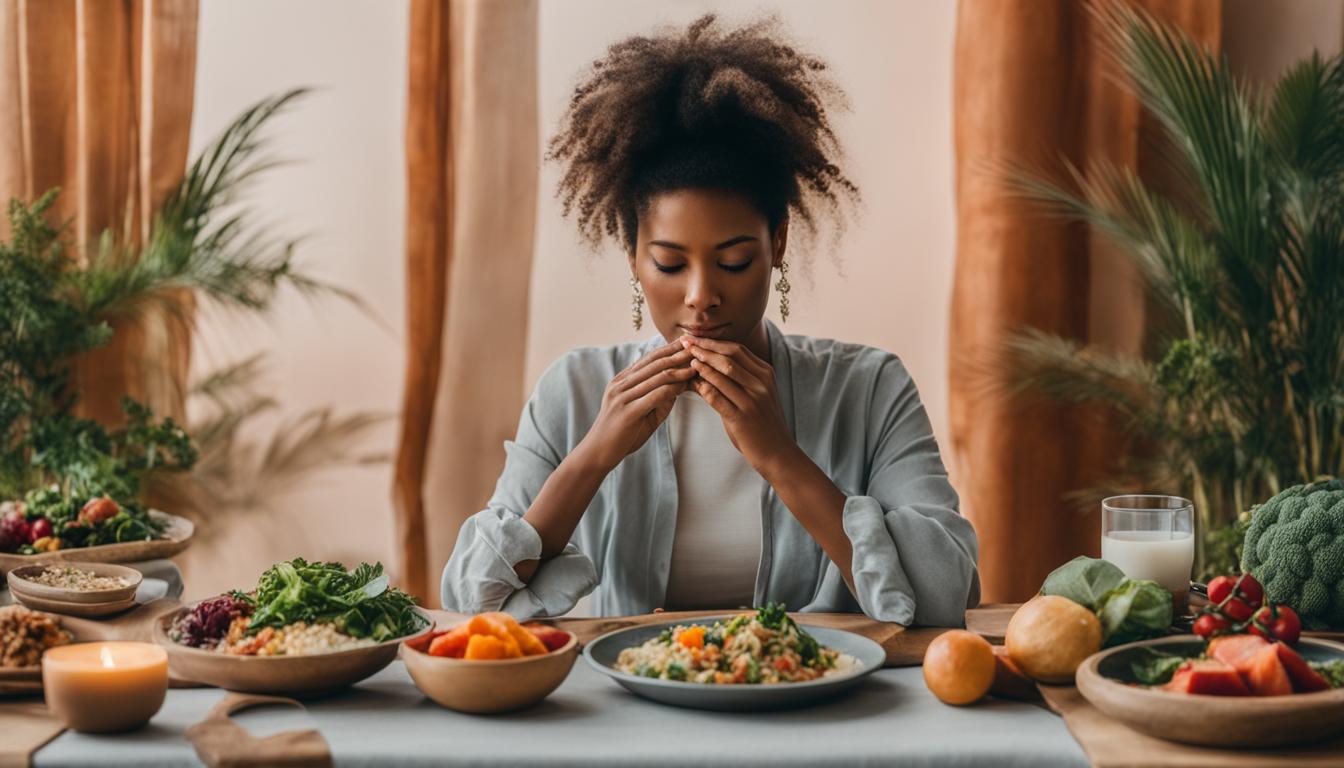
[1242,479,1344,630]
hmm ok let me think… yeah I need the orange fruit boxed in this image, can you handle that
[922,629,996,705]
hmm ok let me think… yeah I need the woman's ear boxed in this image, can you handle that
[771,218,789,268]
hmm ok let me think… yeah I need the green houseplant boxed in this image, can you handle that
[1002,4,1344,578]
[0,89,383,553]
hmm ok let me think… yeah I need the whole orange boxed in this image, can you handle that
[922,629,996,705]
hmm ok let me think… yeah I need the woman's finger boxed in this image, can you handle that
[619,348,694,395]
[692,377,737,418]
[689,358,750,410]
[629,378,688,420]
[620,338,689,382]
[685,344,765,395]
[685,336,772,378]
[621,362,697,402]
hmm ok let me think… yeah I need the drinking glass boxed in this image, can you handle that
[1101,495,1195,611]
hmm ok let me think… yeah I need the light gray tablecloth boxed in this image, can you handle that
[36,660,1089,767]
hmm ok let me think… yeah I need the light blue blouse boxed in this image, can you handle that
[441,320,980,626]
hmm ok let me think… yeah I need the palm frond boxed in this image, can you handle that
[1001,328,1158,421]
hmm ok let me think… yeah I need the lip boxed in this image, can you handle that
[678,323,730,338]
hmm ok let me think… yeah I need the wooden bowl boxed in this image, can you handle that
[9,590,137,617]
[153,606,434,696]
[1076,635,1344,748]
[0,511,193,576]
[7,563,142,605]
[402,629,579,713]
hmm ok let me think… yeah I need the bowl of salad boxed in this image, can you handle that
[0,494,193,573]
[154,558,432,695]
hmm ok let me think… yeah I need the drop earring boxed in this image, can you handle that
[630,275,645,331]
[775,260,791,323]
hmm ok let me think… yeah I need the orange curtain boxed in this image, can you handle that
[0,0,198,424]
[395,0,539,603]
[949,0,1221,602]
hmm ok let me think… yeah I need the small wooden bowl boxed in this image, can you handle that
[154,606,434,696]
[1076,635,1344,748]
[402,629,579,713]
[7,563,142,605]
[9,590,136,617]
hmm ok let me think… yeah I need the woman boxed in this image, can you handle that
[442,15,979,626]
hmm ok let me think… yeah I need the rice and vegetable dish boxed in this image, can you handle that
[615,604,858,684]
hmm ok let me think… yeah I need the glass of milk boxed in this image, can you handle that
[1101,495,1194,611]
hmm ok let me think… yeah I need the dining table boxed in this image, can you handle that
[8,603,1091,768]
[31,656,1088,768]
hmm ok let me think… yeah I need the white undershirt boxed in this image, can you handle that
[661,390,763,610]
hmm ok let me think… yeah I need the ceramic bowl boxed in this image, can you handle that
[402,628,578,713]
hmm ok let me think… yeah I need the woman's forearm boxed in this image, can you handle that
[513,440,613,582]
[759,446,857,595]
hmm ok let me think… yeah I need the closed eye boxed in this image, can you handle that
[652,260,754,274]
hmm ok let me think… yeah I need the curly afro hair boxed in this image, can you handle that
[547,14,859,255]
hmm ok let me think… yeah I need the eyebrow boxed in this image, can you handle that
[647,235,758,252]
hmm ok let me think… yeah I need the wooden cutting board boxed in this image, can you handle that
[1039,683,1344,767]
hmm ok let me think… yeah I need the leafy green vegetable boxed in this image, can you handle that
[666,662,688,681]
[1041,556,1126,611]
[1309,660,1344,688]
[1097,579,1173,647]
[242,558,425,642]
[1130,647,1191,685]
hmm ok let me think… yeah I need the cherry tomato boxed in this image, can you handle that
[1221,597,1253,623]
[1235,573,1264,609]
[1193,612,1230,639]
[1207,575,1235,605]
[1250,605,1301,645]
[79,497,120,525]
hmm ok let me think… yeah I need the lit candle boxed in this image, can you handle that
[42,642,169,733]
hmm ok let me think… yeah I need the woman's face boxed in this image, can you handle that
[631,189,787,357]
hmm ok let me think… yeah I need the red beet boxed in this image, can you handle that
[0,512,31,553]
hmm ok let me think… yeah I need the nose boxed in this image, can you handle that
[683,265,721,313]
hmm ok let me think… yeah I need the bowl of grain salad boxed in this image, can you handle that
[153,599,435,696]
[7,563,141,605]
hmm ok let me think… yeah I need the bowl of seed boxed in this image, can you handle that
[7,563,142,613]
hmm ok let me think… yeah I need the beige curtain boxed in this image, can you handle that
[950,0,1221,602]
[395,0,539,603]
[0,0,198,424]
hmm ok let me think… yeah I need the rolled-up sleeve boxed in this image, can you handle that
[440,360,600,619]
[841,358,980,627]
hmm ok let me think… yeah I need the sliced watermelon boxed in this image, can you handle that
[1243,644,1294,696]
[1164,659,1251,696]
[1207,634,1269,676]
[1274,643,1330,693]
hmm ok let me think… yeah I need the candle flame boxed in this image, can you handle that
[100,645,116,669]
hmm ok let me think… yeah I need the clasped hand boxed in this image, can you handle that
[580,336,794,476]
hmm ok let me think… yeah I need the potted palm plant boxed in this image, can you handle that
[1002,4,1344,577]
